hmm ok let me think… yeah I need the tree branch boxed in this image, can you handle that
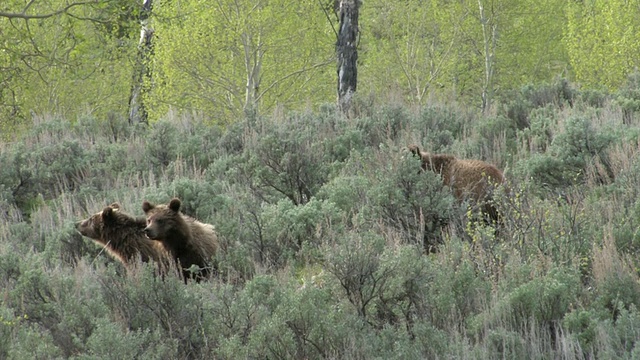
[0,1,99,20]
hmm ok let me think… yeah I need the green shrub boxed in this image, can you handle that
[0,144,34,214]
[502,77,575,130]
[370,246,433,332]
[85,318,178,359]
[317,175,372,218]
[354,104,411,147]
[477,267,581,335]
[614,70,640,124]
[260,198,343,268]
[325,230,387,319]
[429,239,491,330]
[519,116,615,188]
[484,329,527,359]
[368,150,453,250]
[175,118,225,169]
[461,114,517,162]
[517,105,556,153]
[7,326,62,359]
[563,309,598,352]
[74,113,135,144]
[521,78,575,109]
[579,88,609,108]
[145,119,178,168]
[503,96,532,130]
[243,119,330,206]
[411,105,467,150]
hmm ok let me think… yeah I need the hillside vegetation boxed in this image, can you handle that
[3,0,640,130]
[1,80,640,359]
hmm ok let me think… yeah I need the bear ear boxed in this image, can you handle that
[109,203,121,210]
[102,206,116,221]
[168,198,182,212]
[142,201,153,213]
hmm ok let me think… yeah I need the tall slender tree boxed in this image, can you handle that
[128,0,154,124]
[477,0,496,113]
[336,0,360,115]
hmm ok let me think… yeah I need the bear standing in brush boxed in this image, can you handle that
[408,144,506,224]
[76,203,171,273]
[142,198,218,282]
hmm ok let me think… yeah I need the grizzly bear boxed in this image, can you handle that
[142,198,218,282]
[408,144,506,223]
[76,203,171,272]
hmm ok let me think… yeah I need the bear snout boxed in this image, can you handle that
[144,226,158,240]
[75,219,89,232]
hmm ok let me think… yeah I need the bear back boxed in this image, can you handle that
[408,144,506,222]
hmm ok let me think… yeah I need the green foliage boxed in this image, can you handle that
[368,150,453,250]
[462,114,517,162]
[518,115,615,188]
[149,0,334,122]
[505,267,581,326]
[2,93,640,358]
[260,198,342,267]
[593,250,640,319]
[363,0,569,106]
[565,0,640,90]
[563,309,598,351]
[0,1,136,130]
[145,119,179,168]
[411,105,467,151]
[325,230,387,319]
[501,78,575,130]
[614,71,640,124]
[353,104,412,148]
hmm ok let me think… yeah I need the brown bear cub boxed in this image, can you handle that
[142,198,218,282]
[76,204,171,271]
[408,144,506,223]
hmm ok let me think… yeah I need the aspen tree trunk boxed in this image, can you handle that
[241,32,263,114]
[128,0,153,124]
[336,0,360,115]
[478,0,496,113]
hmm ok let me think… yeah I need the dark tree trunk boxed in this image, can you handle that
[336,0,360,115]
[128,0,153,124]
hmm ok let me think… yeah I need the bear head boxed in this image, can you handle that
[76,203,125,241]
[407,144,454,173]
[142,198,188,241]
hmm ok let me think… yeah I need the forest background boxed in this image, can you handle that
[1,0,640,358]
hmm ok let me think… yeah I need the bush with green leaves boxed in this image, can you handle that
[369,149,454,250]
[4,92,640,358]
[518,115,615,188]
[145,118,179,169]
[501,78,575,130]
[516,105,556,154]
[353,104,412,148]
[258,198,343,268]
[460,114,517,163]
[409,105,468,152]
[614,71,640,124]
[238,113,337,206]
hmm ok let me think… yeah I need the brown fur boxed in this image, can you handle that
[76,203,171,272]
[142,198,218,282]
[408,144,505,222]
